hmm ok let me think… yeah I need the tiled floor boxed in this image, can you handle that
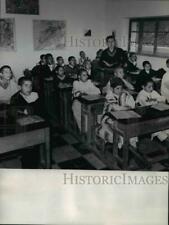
[0,127,169,171]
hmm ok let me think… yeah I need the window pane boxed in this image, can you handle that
[130,32,139,42]
[131,22,139,32]
[156,46,169,55]
[141,45,154,54]
[157,33,169,46]
[143,21,156,32]
[130,42,138,52]
[158,20,169,32]
[142,32,155,45]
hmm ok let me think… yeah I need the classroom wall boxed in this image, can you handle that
[1,0,169,77]
[105,0,169,70]
[0,0,107,77]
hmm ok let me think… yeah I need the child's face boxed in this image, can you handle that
[46,55,54,65]
[144,63,151,71]
[80,51,85,58]
[113,85,123,96]
[114,68,124,79]
[143,82,154,93]
[41,56,46,65]
[130,54,137,62]
[69,58,76,66]
[58,67,64,76]
[80,71,88,82]
[21,81,32,96]
[85,61,91,70]
[2,68,12,80]
[107,38,115,49]
[57,57,64,65]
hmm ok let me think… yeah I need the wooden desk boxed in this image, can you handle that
[111,106,169,170]
[0,116,51,168]
[79,95,105,145]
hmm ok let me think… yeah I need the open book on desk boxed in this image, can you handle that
[151,103,169,111]
[16,115,45,126]
[110,110,141,120]
[81,95,104,101]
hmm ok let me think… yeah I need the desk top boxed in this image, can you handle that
[79,95,105,105]
[109,105,169,125]
[0,115,49,137]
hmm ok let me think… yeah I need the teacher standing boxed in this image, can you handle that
[100,35,127,69]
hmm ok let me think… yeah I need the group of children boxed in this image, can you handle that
[1,35,169,157]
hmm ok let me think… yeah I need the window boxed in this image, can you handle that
[128,17,169,57]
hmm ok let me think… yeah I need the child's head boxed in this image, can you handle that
[142,79,154,93]
[56,56,64,66]
[68,56,76,66]
[57,66,65,76]
[110,77,124,96]
[79,51,86,58]
[166,59,169,68]
[40,54,46,65]
[84,60,91,70]
[0,65,13,80]
[114,66,124,79]
[18,77,32,96]
[106,35,116,49]
[78,69,88,82]
[143,61,151,71]
[129,52,137,62]
[45,53,54,65]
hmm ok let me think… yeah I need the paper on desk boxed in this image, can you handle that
[82,95,103,101]
[16,115,44,126]
[110,110,141,120]
[151,103,169,111]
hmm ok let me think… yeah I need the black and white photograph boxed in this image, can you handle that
[0,0,168,224]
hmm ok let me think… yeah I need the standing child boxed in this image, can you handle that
[136,79,169,142]
[161,59,169,102]
[72,69,100,131]
[97,77,136,148]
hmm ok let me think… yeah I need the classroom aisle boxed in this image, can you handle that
[0,127,169,171]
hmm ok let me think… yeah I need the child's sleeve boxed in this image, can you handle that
[72,81,81,97]
[152,91,166,103]
[136,92,152,106]
[87,81,101,95]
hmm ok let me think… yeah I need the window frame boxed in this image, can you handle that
[128,16,169,58]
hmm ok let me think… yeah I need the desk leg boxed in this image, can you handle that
[112,131,119,168]
[122,137,129,170]
[45,127,51,169]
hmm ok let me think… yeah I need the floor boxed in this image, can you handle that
[0,126,169,171]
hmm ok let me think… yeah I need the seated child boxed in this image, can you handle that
[54,66,72,88]
[65,56,79,80]
[83,60,93,78]
[10,77,41,118]
[136,61,165,92]
[97,77,137,148]
[79,51,89,66]
[136,78,165,107]
[126,52,140,74]
[72,69,100,130]
[136,79,169,142]
[103,66,134,94]
[0,65,18,104]
[55,56,64,70]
